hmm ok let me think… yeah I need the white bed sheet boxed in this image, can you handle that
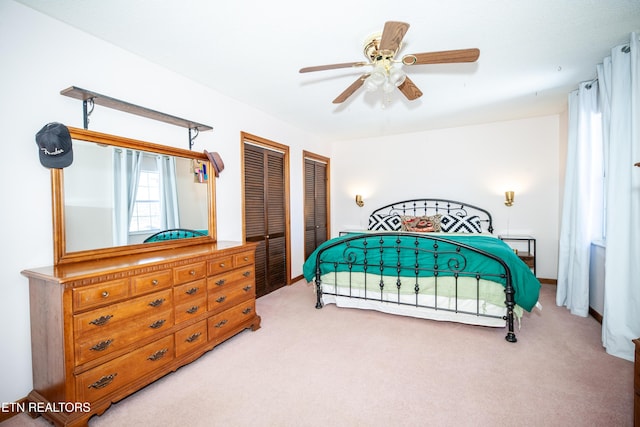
[316,273,522,328]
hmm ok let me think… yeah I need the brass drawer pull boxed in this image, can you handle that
[242,271,251,277]
[89,315,113,326]
[242,307,253,315]
[147,348,168,361]
[186,306,199,314]
[189,269,196,276]
[151,279,159,286]
[185,332,202,343]
[101,291,110,298]
[215,296,226,303]
[214,319,228,328]
[148,298,166,307]
[149,319,166,329]
[88,373,117,389]
[219,263,225,268]
[243,285,252,292]
[243,256,249,261]
[185,287,199,295]
[215,279,226,286]
[90,339,114,352]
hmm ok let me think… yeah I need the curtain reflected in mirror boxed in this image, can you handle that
[64,140,209,253]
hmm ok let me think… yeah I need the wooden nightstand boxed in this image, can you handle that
[498,235,536,276]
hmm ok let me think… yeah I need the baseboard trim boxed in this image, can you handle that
[589,307,603,324]
[538,278,557,285]
[0,397,28,423]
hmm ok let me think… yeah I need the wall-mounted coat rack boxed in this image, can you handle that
[60,86,213,150]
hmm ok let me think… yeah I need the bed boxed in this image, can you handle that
[302,198,541,342]
[143,228,207,243]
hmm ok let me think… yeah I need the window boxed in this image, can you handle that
[129,169,161,233]
[589,110,605,241]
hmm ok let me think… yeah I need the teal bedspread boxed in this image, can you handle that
[302,233,540,312]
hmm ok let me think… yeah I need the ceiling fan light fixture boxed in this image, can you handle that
[370,66,386,84]
[364,66,387,92]
[388,67,406,86]
[382,79,395,93]
[364,76,380,92]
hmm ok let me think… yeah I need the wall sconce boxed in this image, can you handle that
[504,191,515,207]
[355,194,364,207]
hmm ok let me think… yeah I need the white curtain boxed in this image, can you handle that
[559,33,640,362]
[599,34,640,361]
[556,82,603,316]
[158,155,180,229]
[112,148,143,246]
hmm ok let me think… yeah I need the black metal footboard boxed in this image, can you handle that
[313,233,518,343]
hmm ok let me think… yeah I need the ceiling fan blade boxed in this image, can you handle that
[299,61,368,73]
[333,74,370,104]
[379,21,410,53]
[401,48,480,66]
[397,76,423,101]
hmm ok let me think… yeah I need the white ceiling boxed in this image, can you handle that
[15,0,640,140]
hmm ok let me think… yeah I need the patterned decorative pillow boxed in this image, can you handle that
[368,214,402,231]
[401,214,442,232]
[439,214,483,233]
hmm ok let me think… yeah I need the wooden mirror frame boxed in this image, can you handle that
[52,127,216,265]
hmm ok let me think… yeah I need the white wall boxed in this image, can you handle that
[330,115,561,280]
[0,1,328,403]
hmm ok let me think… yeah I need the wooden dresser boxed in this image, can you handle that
[21,241,260,427]
[635,338,639,426]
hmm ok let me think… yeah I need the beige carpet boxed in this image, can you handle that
[3,282,634,427]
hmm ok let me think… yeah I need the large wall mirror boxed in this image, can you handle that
[52,127,216,265]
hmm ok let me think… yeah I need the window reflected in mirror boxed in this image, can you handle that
[61,136,210,256]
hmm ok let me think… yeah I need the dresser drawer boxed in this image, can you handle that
[208,255,234,275]
[76,334,174,403]
[175,294,207,324]
[208,300,256,342]
[207,281,255,314]
[234,251,254,267]
[207,266,254,290]
[73,279,130,312]
[75,308,173,365]
[173,262,207,285]
[175,320,207,357]
[74,289,173,338]
[173,279,206,306]
[131,269,173,296]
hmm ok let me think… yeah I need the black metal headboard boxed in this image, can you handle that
[368,198,494,234]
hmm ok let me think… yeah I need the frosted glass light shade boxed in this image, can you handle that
[389,67,406,86]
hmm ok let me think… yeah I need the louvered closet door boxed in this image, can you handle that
[244,143,286,298]
[304,158,328,260]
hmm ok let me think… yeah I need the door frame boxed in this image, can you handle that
[240,132,292,286]
[303,150,331,257]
